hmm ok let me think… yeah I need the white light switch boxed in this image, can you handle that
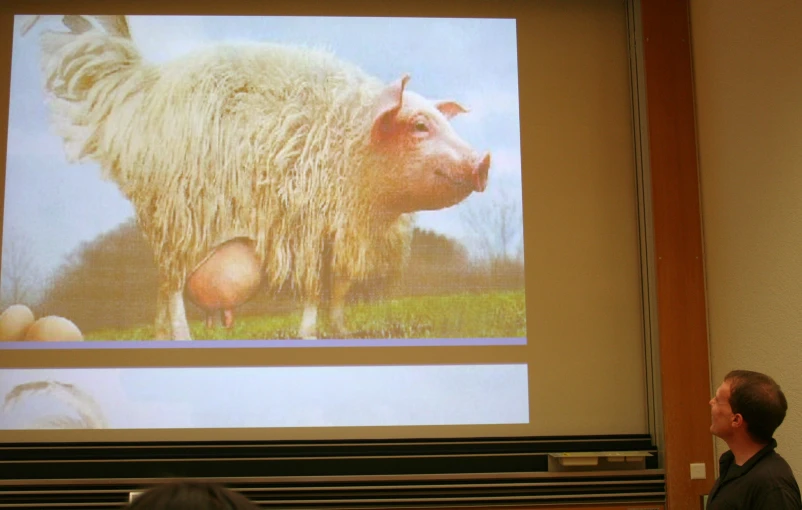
[690,462,707,479]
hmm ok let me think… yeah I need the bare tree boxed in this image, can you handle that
[457,187,525,292]
[1,230,41,308]
[459,186,524,264]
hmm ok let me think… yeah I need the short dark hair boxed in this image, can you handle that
[725,370,788,444]
[125,480,260,510]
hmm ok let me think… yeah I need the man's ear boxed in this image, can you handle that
[731,413,745,429]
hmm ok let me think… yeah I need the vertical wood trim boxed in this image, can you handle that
[640,0,715,508]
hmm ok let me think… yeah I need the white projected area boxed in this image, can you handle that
[0,365,529,430]
[0,14,529,437]
[1,14,525,344]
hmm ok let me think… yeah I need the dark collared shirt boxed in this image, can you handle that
[707,439,801,509]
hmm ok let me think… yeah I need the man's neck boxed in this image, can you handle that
[727,436,769,466]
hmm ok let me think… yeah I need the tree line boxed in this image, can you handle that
[19,218,524,334]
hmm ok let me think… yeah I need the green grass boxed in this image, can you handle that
[84,290,526,341]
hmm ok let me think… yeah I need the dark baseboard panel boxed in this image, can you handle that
[0,435,665,509]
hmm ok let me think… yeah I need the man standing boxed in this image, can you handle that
[707,370,801,509]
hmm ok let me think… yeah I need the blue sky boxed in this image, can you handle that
[2,15,523,296]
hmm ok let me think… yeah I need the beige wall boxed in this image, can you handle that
[690,0,802,478]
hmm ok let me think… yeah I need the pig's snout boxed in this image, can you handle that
[473,152,491,192]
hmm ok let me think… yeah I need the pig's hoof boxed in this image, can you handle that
[333,327,351,338]
[298,327,318,340]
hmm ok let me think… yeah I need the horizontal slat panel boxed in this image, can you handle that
[0,472,665,509]
[0,437,664,508]
[0,436,657,461]
[0,436,659,481]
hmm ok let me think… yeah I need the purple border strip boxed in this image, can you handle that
[0,337,526,350]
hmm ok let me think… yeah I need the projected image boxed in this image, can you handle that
[0,365,529,430]
[1,15,525,345]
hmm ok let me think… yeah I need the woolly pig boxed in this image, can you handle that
[25,15,491,340]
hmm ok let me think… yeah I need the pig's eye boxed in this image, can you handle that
[413,120,429,133]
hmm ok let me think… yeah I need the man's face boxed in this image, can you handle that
[710,380,737,439]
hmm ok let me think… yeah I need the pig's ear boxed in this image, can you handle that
[371,74,411,144]
[435,100,470,120]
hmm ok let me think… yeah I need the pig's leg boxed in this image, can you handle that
[154,279,171,340]
[330,274,352,337]
[205,313,215,329]
[168,289,192,341]
[298,303,319,340]
[222,309,234,328]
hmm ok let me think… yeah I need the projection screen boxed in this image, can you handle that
[0,0,649,443]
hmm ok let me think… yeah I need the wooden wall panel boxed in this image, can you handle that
[640,0,715,508]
